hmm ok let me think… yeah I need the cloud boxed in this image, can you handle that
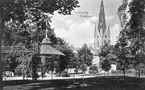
[54,21,120,48]
[89,16,98,24]
[106,16,114,21]
[54,19,94,47]
[51,0,122,47]
[54,28,69,38]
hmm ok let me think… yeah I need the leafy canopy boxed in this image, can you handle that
[77,44,93,66]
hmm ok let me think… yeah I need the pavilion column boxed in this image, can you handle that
[0,3,4,90]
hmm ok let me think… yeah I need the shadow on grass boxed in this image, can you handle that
[3,76,145,90]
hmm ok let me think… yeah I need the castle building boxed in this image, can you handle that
[93,0,110,68]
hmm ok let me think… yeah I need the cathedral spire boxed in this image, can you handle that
[98,0,107,35]
[108,24,111,43]
[94,22,97,38]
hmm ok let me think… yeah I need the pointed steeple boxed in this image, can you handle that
[94,22,97,38]
[98,0,107,35]
[108,25,111,43]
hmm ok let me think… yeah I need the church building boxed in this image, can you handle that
[93,0,110,68]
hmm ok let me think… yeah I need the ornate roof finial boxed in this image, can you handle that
[41,15,52,45]
[45,19,48,38]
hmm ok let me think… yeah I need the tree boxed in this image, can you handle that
[77,44,93,67]
[55,38,77,73]
[15,52,32,80]
[2,0,79,23]
[1,0,79,44]
[2,54,11,72]
[1,0,80,80]
[99,43,115,73]
[116,0,133,77]
[79,63,87,74]
[89,65,98,74]
[101,59,111,73]
[125,0,145,77]
[115,30,132,77]
[5,53,19,73]
[30,53,41,80]
[43,55,59,79]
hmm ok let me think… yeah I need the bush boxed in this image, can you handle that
[80,64,87,74]
[15,65,24,76]
[61,70,70,77]
[74,68,78,74]
[89,66,98,75]
[116,70,123,74]
[101,59,111,72]
[111,70,123,75]
[141,68,145,75]
[3,71,14,77]
[111,70,117,74]
[126,70,133,74]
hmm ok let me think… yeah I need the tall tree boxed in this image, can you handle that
[2,0,79,22]
[1,0,79,47]
[99,43,115,72]
[1,0,80,80]
[0,0,79,88]
[101,59,111,74]
[1,0,80,52]
[115,30,131,76]
[55,38,77,72]
[77,44,93,67]
[30,53,41,80]
[126,0,145,77]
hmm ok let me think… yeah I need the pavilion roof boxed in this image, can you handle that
[40,45,65,56]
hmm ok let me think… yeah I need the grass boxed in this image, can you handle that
[3,76,145,90]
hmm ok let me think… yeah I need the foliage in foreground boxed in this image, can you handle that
[1,0,80,78]
[99,44,115,72]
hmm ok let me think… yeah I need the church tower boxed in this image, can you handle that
[93,0,110,67]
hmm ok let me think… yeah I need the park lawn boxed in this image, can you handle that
[3,76,145,90]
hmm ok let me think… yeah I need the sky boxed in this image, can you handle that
[51,0,122,47]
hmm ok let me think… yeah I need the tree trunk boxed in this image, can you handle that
[41,66,45,79]
[104,72,105,76]
[23,72,25,80]
[107,72,109,76]
[123,71,125,77]
[51,70,53,80]
[23,67,25,80]
[123,68,126,77]
[139,64,141,78]
[23,74,25,80]
[0,5,4,90]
